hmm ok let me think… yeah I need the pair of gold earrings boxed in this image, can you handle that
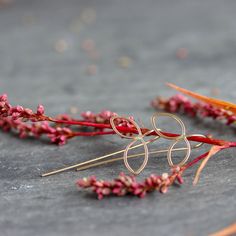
[42,112,205,177]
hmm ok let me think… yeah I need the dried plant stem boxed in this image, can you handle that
[193,146,222,185]
[54,118,228,145]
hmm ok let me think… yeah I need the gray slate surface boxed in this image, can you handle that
[0,0,236,235]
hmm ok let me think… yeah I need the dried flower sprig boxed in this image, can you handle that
[0,93,222,146]
[0,94,133,144]
[77,166,184,199]
[151,94,236,125]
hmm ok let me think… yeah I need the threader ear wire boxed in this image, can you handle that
[41,113,205,177]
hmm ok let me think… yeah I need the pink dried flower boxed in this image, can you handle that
[0,116,74,145]
[0,93,8,102]
[81,110,118,124]
[0,94,122,145]
[0,94,45,121]
[76,167,184,199]
[37,105,45,115]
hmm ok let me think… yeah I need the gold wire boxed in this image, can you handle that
[76,144,202,171]
[41,133,159,177]
[110,117,154,175]
[41,113,206,177]
[151,112,191,167]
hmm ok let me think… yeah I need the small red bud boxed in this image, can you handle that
[37,104,45,115]
[24,108,33,115]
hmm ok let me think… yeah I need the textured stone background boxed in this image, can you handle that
[0,0,236,235]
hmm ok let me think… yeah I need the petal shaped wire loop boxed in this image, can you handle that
[110,116,142,139]
[110,116,151,174]
[151,112,191,167]
[151,112,186,140]
[124,137,149,175]
[187,134,207,148]
[167,137,191,166]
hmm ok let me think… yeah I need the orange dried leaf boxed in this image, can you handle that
[209,222,236,236]
[167,83,236,114]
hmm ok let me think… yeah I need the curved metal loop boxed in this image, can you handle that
[187,134,207,148]
[110,117,158,175]
[151,112,191,167]
[110,116,143,139]
[124,138,149,175]
[124,129,161,175]
[167,137,191,167]
[151,112,186,140]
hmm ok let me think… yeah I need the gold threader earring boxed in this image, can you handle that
[42,112,205,177]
